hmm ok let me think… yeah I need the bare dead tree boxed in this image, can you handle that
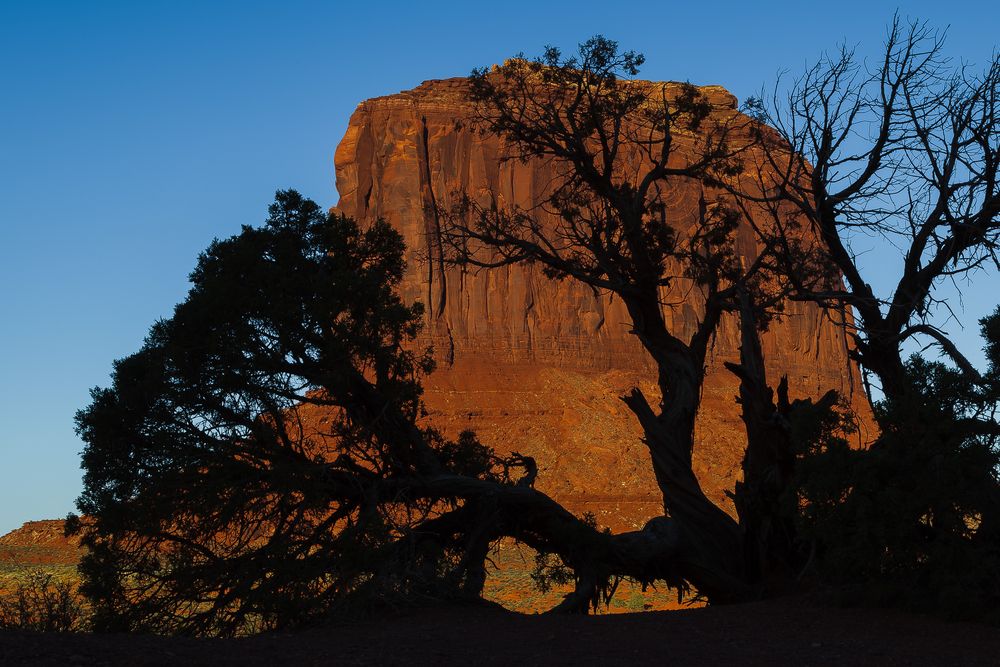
[733,15,1000,405]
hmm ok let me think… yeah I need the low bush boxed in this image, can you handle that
[0,571,89,632]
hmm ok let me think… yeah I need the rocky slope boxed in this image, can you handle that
[0,520,80,585]
[333,77,873,529]
[0,521,76,550]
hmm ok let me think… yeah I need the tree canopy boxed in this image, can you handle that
[73,192,506,635]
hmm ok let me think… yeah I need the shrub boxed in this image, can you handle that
[0,571,89,632]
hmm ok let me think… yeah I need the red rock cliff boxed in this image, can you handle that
[333,78,871,529]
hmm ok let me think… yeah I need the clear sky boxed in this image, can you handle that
[1,0,998,535]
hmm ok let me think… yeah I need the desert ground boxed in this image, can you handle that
[2,597,999,666]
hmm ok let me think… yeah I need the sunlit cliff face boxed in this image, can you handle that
[332,77,874,530]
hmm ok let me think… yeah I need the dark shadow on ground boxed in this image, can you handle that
[2,597,999,666]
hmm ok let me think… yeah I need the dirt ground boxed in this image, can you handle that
[1,597,999,666]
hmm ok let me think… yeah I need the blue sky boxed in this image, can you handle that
[1,0,998,535]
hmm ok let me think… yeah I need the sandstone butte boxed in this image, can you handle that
[332,77,874,532]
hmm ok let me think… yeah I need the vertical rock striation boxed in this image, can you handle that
[333,78,872,529]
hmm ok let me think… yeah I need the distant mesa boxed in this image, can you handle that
[0,520,81,568]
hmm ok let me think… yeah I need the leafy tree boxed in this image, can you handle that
[72,191,513,635]
[794,308,1000,620]
[442,36,838,603]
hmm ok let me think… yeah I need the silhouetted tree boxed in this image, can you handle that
[441,36,837,605]
[729,16,1000,618]
[794,308,1000,620]
[735,16,1000,406]
[72,192,519,635]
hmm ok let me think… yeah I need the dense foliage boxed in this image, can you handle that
[71,192,505,635]
[795,310,1000,621]
[0,572,89,632]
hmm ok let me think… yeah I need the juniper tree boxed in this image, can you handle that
[441,36,838,602]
